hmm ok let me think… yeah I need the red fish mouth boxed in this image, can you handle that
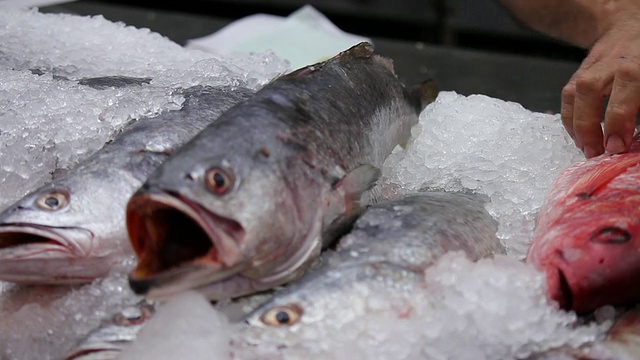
[552,268,574,311]
[126,191,246,299]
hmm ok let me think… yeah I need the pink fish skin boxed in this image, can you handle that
[527,134,640,314]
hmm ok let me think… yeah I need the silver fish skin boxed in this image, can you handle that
[0,85,254,284]
[242,192,504,332]
[64,300,157,360]
[125,42,439,301]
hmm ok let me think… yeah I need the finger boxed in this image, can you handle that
[604,59,640,154]
[561,78,577,145]
[572,63,612,157]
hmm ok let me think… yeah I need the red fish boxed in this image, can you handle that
[527,133,640,314]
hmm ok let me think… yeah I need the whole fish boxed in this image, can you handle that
[0,85,254,283]
[243,192,504,330]
[527,133,640,314]
[125,42,438,300]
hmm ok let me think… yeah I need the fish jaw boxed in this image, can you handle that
[0,224,109,283]
[126,190,249,300]
[537,242,640,314]
[64,344,123,360]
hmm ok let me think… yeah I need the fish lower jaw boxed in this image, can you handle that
[0,256,114,284]
[129,262,250,301]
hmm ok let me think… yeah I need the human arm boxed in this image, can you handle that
[499,0,640,157]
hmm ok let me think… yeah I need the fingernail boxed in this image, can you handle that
[605,135,626,154]
[583,146,599,158]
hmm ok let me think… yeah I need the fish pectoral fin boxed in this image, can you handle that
[333,164,381,214]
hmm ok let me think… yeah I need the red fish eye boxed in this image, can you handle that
[205,167,234,195]
[590,226,631,244]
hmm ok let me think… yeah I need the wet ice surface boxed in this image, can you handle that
[0,6,613,360]
[0,7,289,209]
[382,92,585,258]
[118,291,232,360]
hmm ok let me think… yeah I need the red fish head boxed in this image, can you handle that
[529,200,640,314]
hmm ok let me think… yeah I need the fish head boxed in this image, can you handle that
[240,256,424,350]
[64,300,155,360]
[0,170,135,283]
[528,193,640,314]
[126,125,315,300]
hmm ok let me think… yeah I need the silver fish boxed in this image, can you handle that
[125,42,438,301]
[0,85,254,284]
[242,192,504,332]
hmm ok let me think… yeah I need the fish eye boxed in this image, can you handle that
[35,190,69,211]
[113,302,155,326]
[590,226,631,244]
[204,167,234,195]
[260,304,303,327]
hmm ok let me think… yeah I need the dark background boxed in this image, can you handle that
[40,0,584,113]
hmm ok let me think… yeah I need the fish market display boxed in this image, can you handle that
[240,192,504,346]
[125,42,438,301]
[527,132,640,314]
[0,85,254,284]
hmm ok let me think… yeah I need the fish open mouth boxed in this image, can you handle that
[126,191,246,297]
[555,268,574,311]
[0,224,79,257]
[0,224,105,283]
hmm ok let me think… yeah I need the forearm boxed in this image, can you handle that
[499,0,640,48]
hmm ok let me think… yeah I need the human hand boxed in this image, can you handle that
[561,15,640,158]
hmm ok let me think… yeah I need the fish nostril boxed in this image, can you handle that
[590,226,631,244]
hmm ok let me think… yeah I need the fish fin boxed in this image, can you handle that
[568,156,640,197]
[409,78,439,112]
[279,42,376,81]
[341,42,374,59]
[333,164,381,214]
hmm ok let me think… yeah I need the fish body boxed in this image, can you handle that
[527,134,640,313]
[243,192,504,331]
[125,42,438,301]
[0,85,254,283]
